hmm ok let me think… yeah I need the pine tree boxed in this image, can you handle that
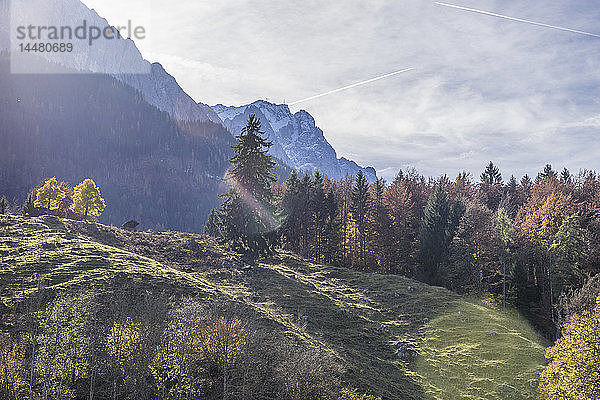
[204,209,221,237]
[351,171,370,269]
[322,187,341,264]
[418,184,451,284]
[446,202,498,295]
[0,196,9,214]
[550,214,588,297]
[281,171,313,256]
[218,115,277,258]
[480,161,503,185]
[520,174,533,194]
[70,179,106,218]
[537,164,557,182]
[507,175,518,193]
[447,195,465,241]
[311,172,328,261]
[369,179,394,272]
[560,168,571,184]
[22,190,36,216]
[497,208,515,310]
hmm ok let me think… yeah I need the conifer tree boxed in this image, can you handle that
[311,172,328,261]
[369,179,394,272]
[281,171,313,256]
[550,214,588,297]
[22,190,36,216]
[480,161,503,185]
[204,209,221,237]
[351,171,370,269]
[497,208,515,310]
[560,168,571,184]
[322,187,341,264]
[447,195,466,241]
[537,164,557,182]
[418,184,451,284]
[384,171,426,277]
[446,202,498,295]
[520,174,533,195]
[507,175,518,193]
[0,196,9,214]
[218,115,277,258]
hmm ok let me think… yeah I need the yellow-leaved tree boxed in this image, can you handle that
[0,334,27,400]
[70,179,106,217]
[34,177,66,211]
[539,296,600,399]
[106,318,144,398]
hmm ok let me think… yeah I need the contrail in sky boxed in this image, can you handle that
[435,2,600,38]
[289,68,414,105]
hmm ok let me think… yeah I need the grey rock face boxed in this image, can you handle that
[213,100,377,181]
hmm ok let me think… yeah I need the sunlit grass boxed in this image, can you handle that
[0,215,547,399]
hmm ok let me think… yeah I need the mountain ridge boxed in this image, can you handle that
[213,100,377,181]
[2,0,377,181]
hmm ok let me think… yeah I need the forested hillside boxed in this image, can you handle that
[262,164,600,338]
[0,54,234,232]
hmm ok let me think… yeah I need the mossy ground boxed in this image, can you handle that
[0,215,547,399]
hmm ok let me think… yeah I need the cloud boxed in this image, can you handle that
[82,0,600,181]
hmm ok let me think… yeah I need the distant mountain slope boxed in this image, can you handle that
[3,0,377,182]
[0,55,233,232]
[1,214,546,400]
[4,0,220,124]
[213,100,377,181]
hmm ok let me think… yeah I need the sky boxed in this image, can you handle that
[81,0,600,181]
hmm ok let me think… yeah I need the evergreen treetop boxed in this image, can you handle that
[480,161,503,185]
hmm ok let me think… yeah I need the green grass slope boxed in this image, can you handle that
[0,215,546,399]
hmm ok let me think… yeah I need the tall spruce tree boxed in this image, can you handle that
[520,174,533,197]
[203,208,221,237]
[418,184,451,284]
[0,196,9,214]
[217,115,277,258]
[281,172,313,256]
[507,175,518,193]
[351,171,370,269]
[537,164,557,182]
[480,161,503,185]
[497,208,515,310]
[22,190,36,216]
[311,172,328,261]
[560,168,571,184]
[370,178,394,272]
[323,187,341,264]
[448,195,466,241]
